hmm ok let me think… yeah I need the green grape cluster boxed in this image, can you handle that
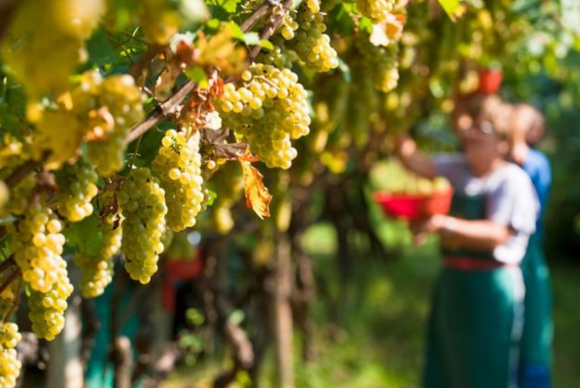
[282,3,338,72]
[356,0,396,23]
[28,261,73,341]
[217,64,310,169]
[357,36,400,93]
[0,323,22,388]
[81,73,145,177]
[74,214,122,298]
[259,36,297,69]
[140,0,182,45]
[30,71,144,172]
[0,175,35,218]
[118,168,167,284]
[0,0,104,98]
[152,130,204,232]
[56,157,99,222]
[9,202,66,294]
[0,136,35,217]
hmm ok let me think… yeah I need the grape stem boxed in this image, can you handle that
[130,133,144,169]
[0,255,15,274]
[2,275,21,323]
[4,159,41,189]
[124,80,197,145]
[240,0,277,32]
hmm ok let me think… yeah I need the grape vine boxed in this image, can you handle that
[0,0,545,385]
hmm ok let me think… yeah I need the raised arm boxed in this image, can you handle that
[394,136,437,179]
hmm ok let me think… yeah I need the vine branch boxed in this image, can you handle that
[4,160,40,189]
[0,268,20,295]
[240,1,274,32]
[249,0,293,59]
[125,0,285,145]
[0,256,15,274]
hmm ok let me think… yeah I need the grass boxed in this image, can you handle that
[163,219,580,388]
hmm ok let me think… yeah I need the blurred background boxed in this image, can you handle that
[1,0,580,387]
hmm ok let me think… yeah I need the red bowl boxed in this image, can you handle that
[374,189,453,220]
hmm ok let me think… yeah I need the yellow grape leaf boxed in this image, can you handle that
[238,153,272,219]
[438,0,466,22]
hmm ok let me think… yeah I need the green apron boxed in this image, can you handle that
[520,233,553,366]
[423,193,524,388]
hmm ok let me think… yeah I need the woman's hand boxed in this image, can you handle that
[391,134,437,179]
[409,215,461,246]
[409,214,445,245]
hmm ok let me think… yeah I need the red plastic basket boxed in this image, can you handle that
[477,68,503,95]
[374,189,454,220]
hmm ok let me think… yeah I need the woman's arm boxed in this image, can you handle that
[395,136,437,179]
[411,214,512,251]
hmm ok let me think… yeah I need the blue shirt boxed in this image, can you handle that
[523,148,551,238]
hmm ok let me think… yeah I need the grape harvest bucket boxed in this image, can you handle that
[374,188,454,220]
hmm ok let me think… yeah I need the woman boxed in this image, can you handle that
[396,95,538,388]
[510,103,553,388]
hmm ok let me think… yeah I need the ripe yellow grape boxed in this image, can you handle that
[0,322,22,388]
[152,130,205,232]
[56,157,99,222]
[84,74,145,177]
[357,34,400,93]
[140,0,182,45]
[217,64,310,169]
[282,4,339,72]
[356,0,396,23]
[74,214,122,298]
[28,261,74,341]
[9,201,66,294]
[0,0,104,98]
[118,168,167,284]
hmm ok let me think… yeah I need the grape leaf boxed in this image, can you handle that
[64,215,105,256]
[85,29,118,67]
[437,0,466,22]
[242,32,274,50]
[238,152,272,219]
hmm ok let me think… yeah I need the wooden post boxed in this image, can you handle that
[47,267,83,388]
[271,231,294,388]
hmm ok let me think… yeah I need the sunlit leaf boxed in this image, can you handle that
[238,151,272,219]
[438,0,466,22]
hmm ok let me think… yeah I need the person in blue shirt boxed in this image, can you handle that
[509,103,553,388]
[397,95,539,388]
